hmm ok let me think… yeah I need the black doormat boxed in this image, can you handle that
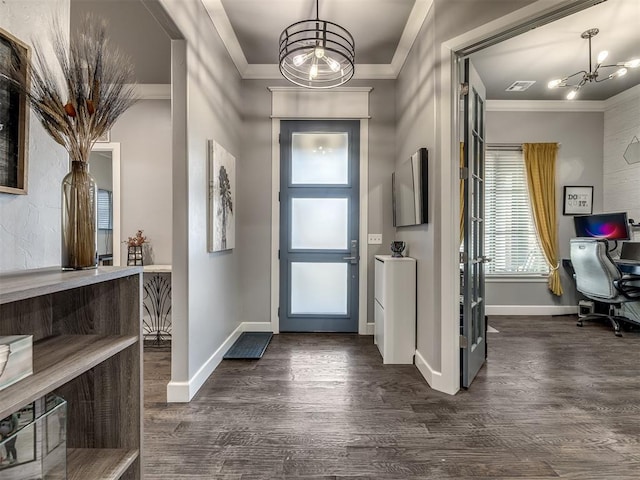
[224,332,273,359]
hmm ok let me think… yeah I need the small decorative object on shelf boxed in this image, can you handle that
[390,241,406,258]
[1,16,137,269]
[0,336,33,392]
[0,394,67,477]
[125,230,147,266]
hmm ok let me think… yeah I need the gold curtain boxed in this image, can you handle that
[523,143,562,296]
[459,142,464,245]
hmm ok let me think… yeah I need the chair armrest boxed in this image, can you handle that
[613,275,640,300]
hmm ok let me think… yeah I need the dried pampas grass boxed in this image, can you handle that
[7,15,137,162]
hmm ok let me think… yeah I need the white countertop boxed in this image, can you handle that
[143,265,172,273]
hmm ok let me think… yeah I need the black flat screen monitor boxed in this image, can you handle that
[574,212,630,241]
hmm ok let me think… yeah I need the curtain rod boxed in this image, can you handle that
[487,143,561,150]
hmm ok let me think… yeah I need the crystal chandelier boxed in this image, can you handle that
[279,0,355,89]
[548,28,639,100]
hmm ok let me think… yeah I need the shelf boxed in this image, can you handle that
[0,266,142,305]
[0,334,138,419]
[68,448,139,480]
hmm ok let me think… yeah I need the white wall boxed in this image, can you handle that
[110,100,172,265]
[158,0,242,402]
[603,85,640,227]
[0,0,70,272]
[484,110,604,309]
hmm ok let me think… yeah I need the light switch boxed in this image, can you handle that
[368,233,383,245]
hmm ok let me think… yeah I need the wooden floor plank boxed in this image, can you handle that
[144,316,640,478]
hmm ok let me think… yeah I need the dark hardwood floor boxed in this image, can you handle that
[143,316,640,479]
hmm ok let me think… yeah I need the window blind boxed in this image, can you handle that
[485,149,548,275]
[97,189,113,230]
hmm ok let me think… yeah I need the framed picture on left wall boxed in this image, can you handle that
[0,27,30,194]
[208,140,235,252]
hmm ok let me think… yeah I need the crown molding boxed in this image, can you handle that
[202,0,431,81]
[390,0,434,77]
[201,0,249,77]
[486,99,605,112]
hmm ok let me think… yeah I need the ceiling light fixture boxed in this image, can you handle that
[547,28,639,100]
[279,0,355,89]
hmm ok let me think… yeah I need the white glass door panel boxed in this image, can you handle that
[291,262,348,315]
[291,198,348,250]
[291,133,349,184]
[280,120,360,332]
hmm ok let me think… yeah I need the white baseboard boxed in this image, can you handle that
[364,323,374,335]
[167,321,273,403]
[486,305,578,316]
[414,349,457,395]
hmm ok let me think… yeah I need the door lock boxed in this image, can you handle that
[344,240,359,265]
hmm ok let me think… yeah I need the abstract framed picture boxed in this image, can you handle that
[0,27,30,194]
[208,140,235,252]
[563,185,593,215]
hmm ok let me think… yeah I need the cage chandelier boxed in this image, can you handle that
[279,0,355,89]
[548,28,639,100]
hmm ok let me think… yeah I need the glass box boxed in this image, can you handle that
[0,394,67,479]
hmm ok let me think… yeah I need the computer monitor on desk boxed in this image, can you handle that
[573,212,630,241]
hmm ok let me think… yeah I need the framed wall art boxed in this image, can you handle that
[208,140,235,252]
[0,27,30,194]
[563,185,593,215]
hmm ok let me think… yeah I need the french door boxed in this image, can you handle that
[279,120,360,332]
[461,58,487,387]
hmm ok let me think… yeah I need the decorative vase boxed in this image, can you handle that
[390,241,406,258]
[61,161,98,270]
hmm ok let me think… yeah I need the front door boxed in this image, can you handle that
[461,58,487,387]
[279,120,360,332]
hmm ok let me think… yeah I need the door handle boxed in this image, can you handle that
[345,240,359,265]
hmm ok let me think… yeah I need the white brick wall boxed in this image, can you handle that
[604,85,640,242]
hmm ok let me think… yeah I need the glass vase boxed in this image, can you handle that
[61,161,98,270]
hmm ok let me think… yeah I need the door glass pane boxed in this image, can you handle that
[291,198,348,250]
[292,133,349,184]
[291,262,348,315]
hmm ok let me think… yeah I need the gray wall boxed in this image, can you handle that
[0,0,70,272]
[485,110,605,307]
[237,78,397,326]
[158,0,243,396]
[395,0,540,374]
[111,100,172,265]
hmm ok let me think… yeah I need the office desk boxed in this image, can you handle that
[562,258,640,276]
[617,261,640,276]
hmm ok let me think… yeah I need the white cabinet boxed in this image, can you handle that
[374,255,416,364]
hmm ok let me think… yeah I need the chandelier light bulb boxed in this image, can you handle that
[566,89,578,100]
[324,56,341,72]
[314,46,325,58]
[309,61,319,80]
[597,50,608,64]
[624,59,640,68]
[612,67,628,78]
[547,78,563,89]
[292,52,311,67]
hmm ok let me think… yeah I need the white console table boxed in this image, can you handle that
[374,255,416,364]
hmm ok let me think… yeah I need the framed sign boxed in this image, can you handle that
[563,186,593,215]
[0,27,30,195]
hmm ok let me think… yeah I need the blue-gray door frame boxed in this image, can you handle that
[279,120,360,332]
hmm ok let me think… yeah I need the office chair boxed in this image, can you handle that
[570,238,640,336]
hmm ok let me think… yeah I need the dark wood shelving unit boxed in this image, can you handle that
[0,266,143,480]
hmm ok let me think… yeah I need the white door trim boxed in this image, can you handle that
[269,88,371,334]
